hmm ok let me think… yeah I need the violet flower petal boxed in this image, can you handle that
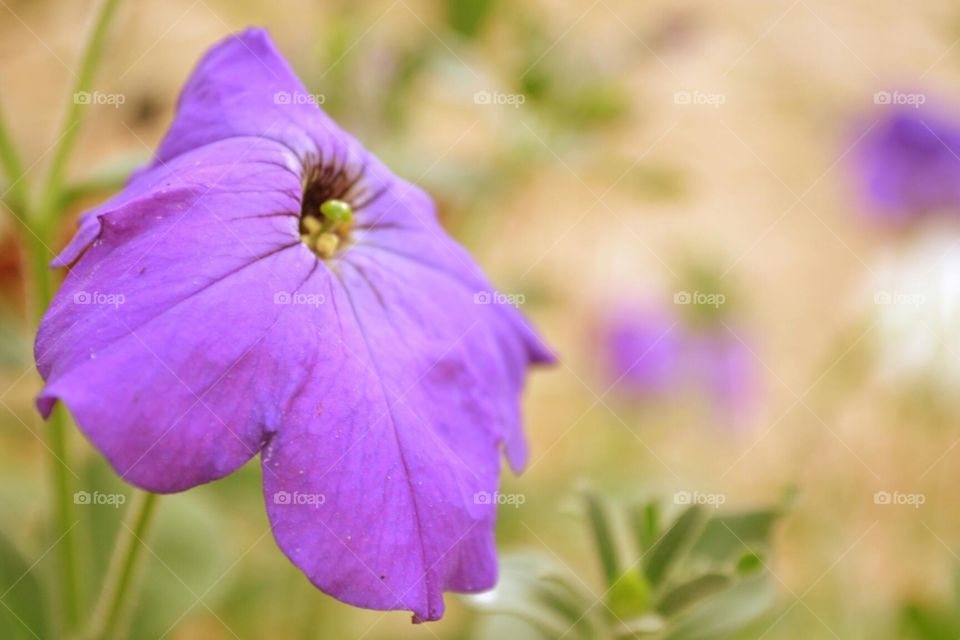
[35,29,551,622]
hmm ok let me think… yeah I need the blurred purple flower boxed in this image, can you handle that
[599,305,681,395]
[686,328,756,428]
[599,305,756,427]
[855,107,960,223]
[34,29,551,622]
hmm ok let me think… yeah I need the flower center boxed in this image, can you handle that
[300,198,353,259]
[299,153,362,259]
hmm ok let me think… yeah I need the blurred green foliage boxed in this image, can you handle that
[0,530,49,640]
[899,570,960,639]
[465,490,790,639]
[444,0,498,39]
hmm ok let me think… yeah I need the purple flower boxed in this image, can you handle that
[685,327,756,429]
[599,305,681,395]
[34,29,551,622]
[598,304,756,427]
[855,107,960,223]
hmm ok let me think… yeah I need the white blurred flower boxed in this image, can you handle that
[868,224,960,390]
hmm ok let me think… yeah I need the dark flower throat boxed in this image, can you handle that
[298,150,384,259]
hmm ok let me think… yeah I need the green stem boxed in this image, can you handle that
[48,405,81,630]
[25,224,55,316]
[0,103,28,213]
[36,0,122,227]
[23,221,85,633]
[22,1,123,633]
[86,492,159,640]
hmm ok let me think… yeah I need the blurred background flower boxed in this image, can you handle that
[854,106,960,225]
[598,298,758,430]
[599,303,681,397]
[866,224,960,394]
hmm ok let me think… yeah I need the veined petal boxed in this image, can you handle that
[259,222,546,620]
[54,28,351,267]
[37,28,552,622]
[154,27,340,163]
[37,136,309,490]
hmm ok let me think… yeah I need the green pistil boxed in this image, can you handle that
[302,199,354,259]
[320,198,353,226]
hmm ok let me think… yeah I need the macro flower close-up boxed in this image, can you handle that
[7,2,960,639]
[35,28,551,623]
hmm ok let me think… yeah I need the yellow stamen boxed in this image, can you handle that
[314,232,340,258]
[301,216,322,236]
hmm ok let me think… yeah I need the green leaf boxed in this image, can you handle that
[463,554,596,639]
[607,570,652,619]
[474,613,558,640]
[534,578,596,638]
[656,573,733,617]
[584,491,622,586]
[629,501,660,555]
[643,505,708,587]
[664,574,777,640]
[0,530,48,639]
[612,613,665,637]
[691,508,781,564]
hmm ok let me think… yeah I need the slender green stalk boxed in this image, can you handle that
[25,224,55,316]
[20,0,124,633]
[23,219,85,633]
[48,406,81,629]
[0,103,27,213]
[86,492,159,640]
[36,0,122,222]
